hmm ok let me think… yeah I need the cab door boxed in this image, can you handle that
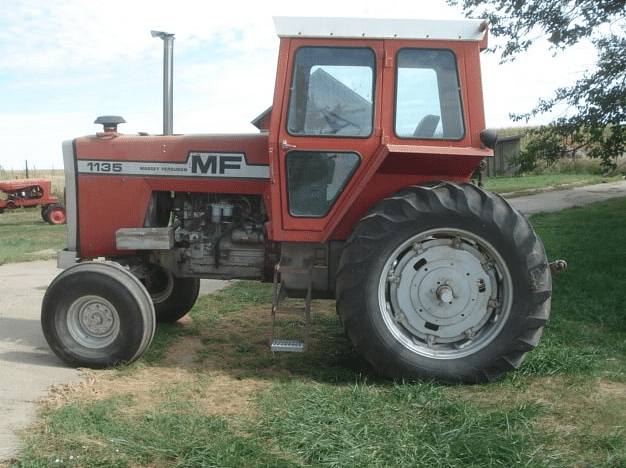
[271,39,384,242]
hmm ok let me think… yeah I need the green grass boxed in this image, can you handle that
[0,208,66,264]
[20,394,298,468]
[525,198,626,381]
[0,170,66,264]
[8,197,626,468]
[257,381,544,467]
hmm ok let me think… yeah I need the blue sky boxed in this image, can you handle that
[1,0,597,170]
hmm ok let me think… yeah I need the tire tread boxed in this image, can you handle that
[336,181,552,383]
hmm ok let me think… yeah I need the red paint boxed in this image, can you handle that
[72,26,493,257]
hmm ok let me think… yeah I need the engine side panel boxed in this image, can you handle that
[72,133,271,258]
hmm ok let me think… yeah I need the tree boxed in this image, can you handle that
[448,0,626,168]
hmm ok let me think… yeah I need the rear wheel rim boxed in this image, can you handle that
[66,295,120,349]
[378,228,513,360]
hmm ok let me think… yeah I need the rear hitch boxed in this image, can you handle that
[549,260,567,276]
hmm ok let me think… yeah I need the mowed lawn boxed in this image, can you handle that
[3,191,626,467]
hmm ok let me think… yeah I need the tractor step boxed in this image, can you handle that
[270,257,313,353]
[271,339,305,353]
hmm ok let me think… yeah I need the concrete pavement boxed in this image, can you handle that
[0,261,227,461]
[0,260,79,460]
[505,179,626,215]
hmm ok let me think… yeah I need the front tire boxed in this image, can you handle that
[41,262,156,368]
[336,182,551,384]
[42,204,66,225]
[41,205,51,222]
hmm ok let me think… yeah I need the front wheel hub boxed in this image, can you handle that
[67,296,120,349]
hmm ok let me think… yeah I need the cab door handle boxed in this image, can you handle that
[281,140,297,150]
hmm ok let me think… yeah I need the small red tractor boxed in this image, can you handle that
[42,17,563,383]
[0,178,66,224]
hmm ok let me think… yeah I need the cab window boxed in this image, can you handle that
[286,151,360,217]
[395,49,465,140]
[287,47,375,137]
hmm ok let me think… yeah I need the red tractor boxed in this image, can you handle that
[42,17,562,383]
[0,178,66,224]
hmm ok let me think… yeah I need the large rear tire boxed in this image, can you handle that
[41,205,51,222]
[41,262,155,368]
[336,182,552,384]
[142,265,200,323]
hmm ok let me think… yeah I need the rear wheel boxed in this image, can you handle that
[41,205,51,222]
[142,265,200,323]
[336,182,551,384]
[41,261,155,368]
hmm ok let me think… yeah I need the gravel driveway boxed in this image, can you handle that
[1,179,625,461]
[505,179,626,214]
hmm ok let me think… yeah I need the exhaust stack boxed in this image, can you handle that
[151,30,175,135]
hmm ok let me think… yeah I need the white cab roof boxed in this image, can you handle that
[273,16,488,41]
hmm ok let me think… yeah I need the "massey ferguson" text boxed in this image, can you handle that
[77,152,269,179]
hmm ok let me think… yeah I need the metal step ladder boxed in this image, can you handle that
[270,258,313,353]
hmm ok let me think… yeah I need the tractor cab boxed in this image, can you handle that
[265,17,492,242]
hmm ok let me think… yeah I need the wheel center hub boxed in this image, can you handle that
[67,295,121,349]
[391,245,494,342]
[436,284,454,304]
[80,303,115,336]
[413,266,473,322]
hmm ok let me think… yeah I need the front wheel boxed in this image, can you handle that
[42,204,66,225]
[336,182,552,384]
[41,261,156,368]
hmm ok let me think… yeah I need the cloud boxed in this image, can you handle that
[2,0,464,72]
[0,0,597,169]
[0,112,93,170]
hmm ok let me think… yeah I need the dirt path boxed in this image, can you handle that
[1,179,625,461]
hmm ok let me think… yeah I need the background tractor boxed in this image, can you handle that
[0,178,66,224]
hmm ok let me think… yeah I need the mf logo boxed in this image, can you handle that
[191,154,242,174]
[77,152,269,179]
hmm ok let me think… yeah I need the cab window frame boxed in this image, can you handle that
[285,150,361,218]
[286,45,377,139]
[394,47,466,141]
